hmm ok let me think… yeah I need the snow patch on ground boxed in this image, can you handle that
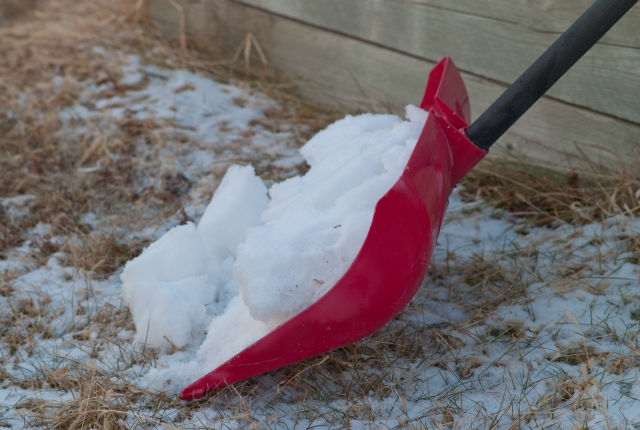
[4,52,640,428]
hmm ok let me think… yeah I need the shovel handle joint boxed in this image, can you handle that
[465,0,638,151]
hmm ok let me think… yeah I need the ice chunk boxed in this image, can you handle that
[121,223,221,351]
[198,165,269,260]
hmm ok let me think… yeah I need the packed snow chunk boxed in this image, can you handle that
[235,105,428,323]
[122,166,269,353]
[198,165,269,260]
[121,223,221,352]
[196,295,277,370]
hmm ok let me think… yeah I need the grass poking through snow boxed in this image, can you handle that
[2,1,640,428]
[463,157,640,227]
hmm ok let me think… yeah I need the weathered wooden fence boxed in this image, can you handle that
[151,0,640,170]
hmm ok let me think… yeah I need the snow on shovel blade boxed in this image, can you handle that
[180,57,487,400]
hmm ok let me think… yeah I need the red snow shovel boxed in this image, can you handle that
[181,0,637,400]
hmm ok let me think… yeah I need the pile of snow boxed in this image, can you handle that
[121,106,428,383]
[236,106,427,322]
[121,165,268,352]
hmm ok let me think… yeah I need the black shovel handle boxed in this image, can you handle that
[466,0,638,151]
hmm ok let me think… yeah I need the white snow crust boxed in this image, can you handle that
[198,165,269,261]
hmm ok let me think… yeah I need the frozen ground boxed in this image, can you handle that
[3,51,640,429]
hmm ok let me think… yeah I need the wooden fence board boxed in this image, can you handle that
[240,0,640,48]
[237,0,640,124]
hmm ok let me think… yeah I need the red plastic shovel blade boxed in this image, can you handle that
[180,57,487,400]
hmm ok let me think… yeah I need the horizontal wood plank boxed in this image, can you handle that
[151,0,640,171]
[237,0,640,124]
[240,0,640,48]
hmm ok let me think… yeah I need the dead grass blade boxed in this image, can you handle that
[462,155,640,227]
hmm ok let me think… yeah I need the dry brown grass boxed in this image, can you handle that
[0,2,170,268]
[19,366,177,429]
[60,232,151,279]
[0,0,337,274]
[0,0,38,22]
[462,156,640,227]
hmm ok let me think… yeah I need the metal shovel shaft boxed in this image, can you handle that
[466,0,638,151]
